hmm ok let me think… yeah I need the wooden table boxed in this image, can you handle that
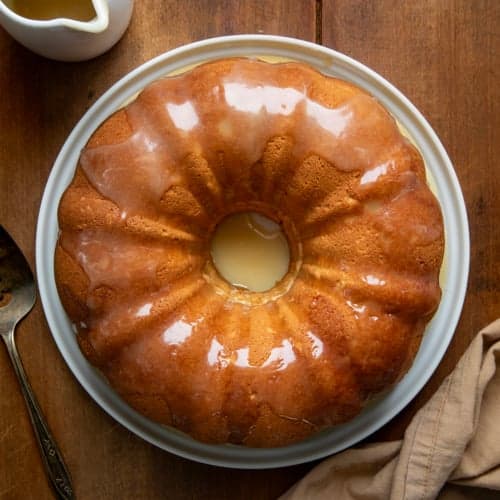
[0,1,498,498]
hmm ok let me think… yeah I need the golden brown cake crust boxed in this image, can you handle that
[54,58,444,447]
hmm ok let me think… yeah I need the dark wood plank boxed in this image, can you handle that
[0,2,316,499]
[322,0,500,440]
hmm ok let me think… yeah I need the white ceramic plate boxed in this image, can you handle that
[36,35,469,469]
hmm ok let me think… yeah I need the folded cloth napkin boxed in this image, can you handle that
[281,319,500,500]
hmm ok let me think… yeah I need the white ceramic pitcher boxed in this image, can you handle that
[0,0,134,61]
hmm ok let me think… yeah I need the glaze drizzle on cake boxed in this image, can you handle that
[55,59,444,447]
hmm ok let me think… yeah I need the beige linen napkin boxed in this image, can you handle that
[281,319,500,500]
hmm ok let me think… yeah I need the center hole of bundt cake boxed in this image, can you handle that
[210,212,290,293]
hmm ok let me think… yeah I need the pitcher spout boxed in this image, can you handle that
[60,0,109,34]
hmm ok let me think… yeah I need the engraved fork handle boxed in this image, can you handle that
[2,327,74,499]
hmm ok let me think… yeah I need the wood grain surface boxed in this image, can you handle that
[0,1,498,498]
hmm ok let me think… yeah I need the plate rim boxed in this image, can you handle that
[35,34,470,469]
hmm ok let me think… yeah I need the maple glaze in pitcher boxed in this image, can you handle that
[0,0,133,61]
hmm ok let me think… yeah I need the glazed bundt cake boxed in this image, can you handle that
[55,58,444,447]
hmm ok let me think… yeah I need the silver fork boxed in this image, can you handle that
[0,226,74,499]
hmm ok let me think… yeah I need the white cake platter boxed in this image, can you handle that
[36,35,469,469]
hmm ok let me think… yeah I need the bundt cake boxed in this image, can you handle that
[54,58,445,447]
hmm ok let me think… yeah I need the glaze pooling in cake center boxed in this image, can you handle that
[210,211,290,293]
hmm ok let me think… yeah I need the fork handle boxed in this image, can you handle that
[2,328,75,499]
